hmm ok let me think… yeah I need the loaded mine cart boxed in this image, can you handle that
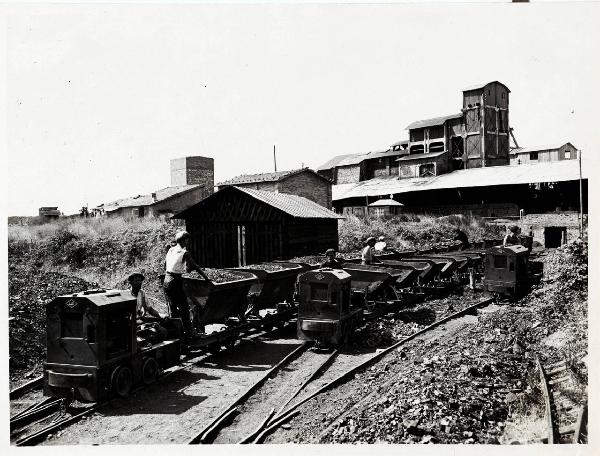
[341,264,414,318]
[296,268,362,346]
[44,289,182,402]
[181,270,258,353]
[226,262,304,330]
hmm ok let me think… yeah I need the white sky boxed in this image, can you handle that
[3,2,600,216]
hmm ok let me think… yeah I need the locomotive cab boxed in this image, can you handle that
[483,245,529,299]
[296,268,362,345]
[44,289,181,402]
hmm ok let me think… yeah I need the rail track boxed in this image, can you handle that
[189,296,495,444]
[11,319,296,446]
[537,356,588,444]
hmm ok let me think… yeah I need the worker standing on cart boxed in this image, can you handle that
[503,225,521,246]
[163,231,209,341]
[361,237,382,265]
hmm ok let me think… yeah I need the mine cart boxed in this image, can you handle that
[44,289,181,402]
[380,260,436,283]
[229,262,303,309]
[483,245,530,299]
[296,268,362,346]
[181,272,257,326]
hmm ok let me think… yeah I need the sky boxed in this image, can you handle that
[3,2,600,216]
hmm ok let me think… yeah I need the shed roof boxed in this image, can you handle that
[316,154,364,171]
[368,198,404,207]
[217,167,329,186]
[333,160,588,201]
[103,185,200,212]
[391,139,409,148]
[397,151,446,161]
[316,149,402,170]
[405,113,463,131]
[510,142,576,155]
[463,81,511,93]
[175,186,343,220]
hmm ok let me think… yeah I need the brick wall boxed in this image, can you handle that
[335,164,362,184]
[279,172,332,208]
[521,212,582,244]
[148,186,212,218]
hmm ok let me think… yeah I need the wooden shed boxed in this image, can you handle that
[173,186,344,267]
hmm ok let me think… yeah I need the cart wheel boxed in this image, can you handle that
[142,358,159,385]
[111,366,133,398]
[208,343,222,355]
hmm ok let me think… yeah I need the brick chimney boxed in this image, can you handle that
[170,156,214,190]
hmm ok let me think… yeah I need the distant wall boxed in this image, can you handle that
[279,172,332,208]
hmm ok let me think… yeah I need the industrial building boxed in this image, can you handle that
[174,186,343,267]
[217,168,332,209]
[510,142,578,166]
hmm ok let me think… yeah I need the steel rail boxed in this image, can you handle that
[10,399,62,431]
[573,402,587,444]
[259,297,494,443]
[237,348,339,444]
[10,396,56,422]
[10,376,44,400]
[188,341,311,444]
[536,356,556,444]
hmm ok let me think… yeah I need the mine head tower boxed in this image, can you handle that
[461,81,510,168]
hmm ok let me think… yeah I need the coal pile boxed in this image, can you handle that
[288,255,324,266]
[9,265,97,384]
[185,269,253,283]
[243,262,296,271]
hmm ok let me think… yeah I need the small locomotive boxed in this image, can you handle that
[296,268,363,346]
[483,245,531,299]
[44,289,182,402]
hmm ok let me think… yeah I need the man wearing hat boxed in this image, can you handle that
[503,225,521,246]
[320,248,344,269]
[361,237,382,265]
[127,272,161,322]
[374,236,387,252]
[164,230,209,340]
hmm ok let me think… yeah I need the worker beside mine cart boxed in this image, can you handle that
[320,248,344,269]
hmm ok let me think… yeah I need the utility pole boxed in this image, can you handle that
[579,149,584,237]
[273,145,277,172]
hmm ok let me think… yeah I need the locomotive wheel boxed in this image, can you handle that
[142,357,159,385]
[111,366,133,398]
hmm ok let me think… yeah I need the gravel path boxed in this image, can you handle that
[41,335,301,445]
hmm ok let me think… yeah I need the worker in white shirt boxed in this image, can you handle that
[374,236,387,252]
[361,237,382,265]
[163,231,209,341]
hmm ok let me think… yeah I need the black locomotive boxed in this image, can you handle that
[44,289,182,402]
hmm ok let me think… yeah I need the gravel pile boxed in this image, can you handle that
[288,255,324,265]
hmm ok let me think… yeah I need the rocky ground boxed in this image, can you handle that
[267,240,588,444]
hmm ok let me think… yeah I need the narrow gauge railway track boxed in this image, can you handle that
[537,356,588,444]
[190,297,494,445]
[12,320,296,446]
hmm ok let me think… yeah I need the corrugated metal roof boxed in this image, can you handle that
[104,185,199,212]
[368,198,404,207]
[510,143,575,155]
[333,160,588,201]
[317,149,403,170]
[235,187,344,219]
[316,154,364,170]
[217,167,327,186]
[405,113,462,131]
[397,151,446,161]
[463,81,511,93]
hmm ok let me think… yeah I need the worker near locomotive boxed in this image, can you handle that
[164,230,210,341]
[321,248,344,269]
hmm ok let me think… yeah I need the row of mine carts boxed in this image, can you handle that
[43,237,539,402]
